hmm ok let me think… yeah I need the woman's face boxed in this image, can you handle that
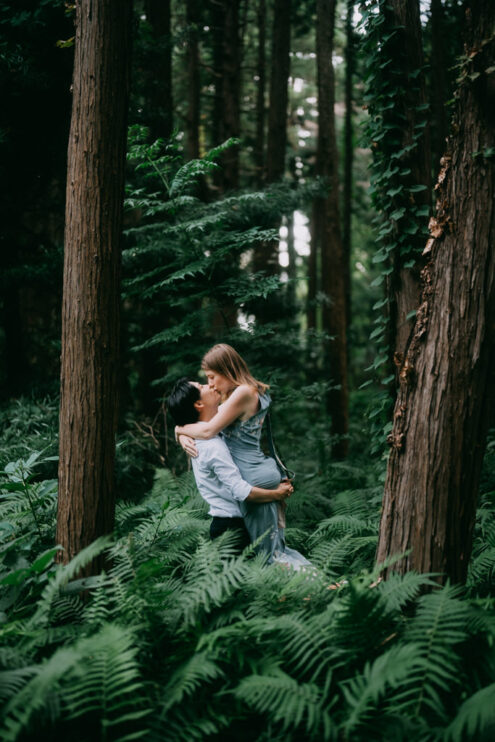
[204,369,234,397]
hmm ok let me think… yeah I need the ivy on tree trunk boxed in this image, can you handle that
[377,0,495,583]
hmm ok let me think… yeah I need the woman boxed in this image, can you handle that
[176,344,309,568]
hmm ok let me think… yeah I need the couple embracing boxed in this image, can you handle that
[168,344,310,569]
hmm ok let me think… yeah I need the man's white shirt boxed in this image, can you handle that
[191,436,252,517]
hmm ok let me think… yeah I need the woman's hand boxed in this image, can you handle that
[178,433,198,458]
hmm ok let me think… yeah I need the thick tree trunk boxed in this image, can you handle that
[254,0,266,187]
[386,0,431,363]
[144,0,172,141]
[56,0,132,568]
[342,0,354,328]
[315,0,348,459]
[376,0,495,583]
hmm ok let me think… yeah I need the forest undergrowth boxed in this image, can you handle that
[1,396,495,741]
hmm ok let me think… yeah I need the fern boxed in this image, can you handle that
[444,682,495,741]
[235,667,333,738]
[160,652,224,713]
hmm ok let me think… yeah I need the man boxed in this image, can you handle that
[167,378,293,551]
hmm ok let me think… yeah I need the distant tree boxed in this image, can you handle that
[209,0,242,192]
[56,0,132,569]
[265,0,292,187]
[314,0,349,458]
[376,0,495,583]
[342,0,355,327]
[0,0,73,396]
[429,0,448,168]
[254,0,267,187]
[252,0,292,319]
[185,0,202,161]
[143,0,173,141]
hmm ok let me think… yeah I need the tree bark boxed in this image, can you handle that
[254,0,266,187]
[185,0,201,162]
[209,0,241,192]
[144,0,173,141]
[376,0,495,583]
[342,0,354,329]
[430,0,449,170]
[266,0,291,186]
[385,0,432,363]
[56,0,132,569]
[315,0,349,459]
[252,0,291,312]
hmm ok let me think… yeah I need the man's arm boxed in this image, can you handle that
[207,439,293,504]
[245,481,293,503]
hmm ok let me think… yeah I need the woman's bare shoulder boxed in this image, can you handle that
[231,384,258,401]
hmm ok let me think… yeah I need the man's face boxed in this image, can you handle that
[191,382,220,410]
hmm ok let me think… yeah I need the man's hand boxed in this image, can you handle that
[275,479,294,500]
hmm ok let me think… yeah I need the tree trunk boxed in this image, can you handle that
[266,0,291,185]
[386,0,431,362]
[376,0,495,583]
[315,0,348,459]
[56,0,132,569]
[307,209,318,333]
[222,0,241,190]
[252,0,291,316]
[342,0,354,329]
[430,0,449,170]
[185,0,201,162]
[209,0,241,192]
[144,0,173,141]
[254,0,266,187]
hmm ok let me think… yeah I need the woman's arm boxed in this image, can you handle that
[176,385,255,440]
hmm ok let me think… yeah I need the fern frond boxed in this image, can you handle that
[235,668,332,737]
[444,682,495,741]
[376,571,436,612]
[339,643,426,734]
[160,652,224,713]
[27,536,112,629]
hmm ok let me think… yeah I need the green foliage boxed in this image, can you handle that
[123,128,321,397]
[1,417,495,741]
[358,0,433,453]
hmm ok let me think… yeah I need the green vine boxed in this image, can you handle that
[359,0,431,453]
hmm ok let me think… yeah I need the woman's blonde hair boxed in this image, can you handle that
[201,344,269,394]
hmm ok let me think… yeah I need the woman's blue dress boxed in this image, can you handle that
[221,392,310,569]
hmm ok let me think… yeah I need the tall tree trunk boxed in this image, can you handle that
[185,0,201,162]
[56,0,132,569]
[265,0,291,185]
[252,0,291,314]
[430,0,449,170]
[222,0,241,190]
[342,0,354,329]
[307,210,318,333]
[144,0,172,141]
[376,0,495,583]
[315,0,348,459]
[209,0,241,192]
[386,0,431,363]
[254,0,266,187]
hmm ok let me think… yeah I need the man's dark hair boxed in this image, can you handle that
[167,378,201,426]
